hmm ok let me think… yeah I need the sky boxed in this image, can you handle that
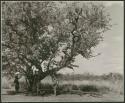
[58,1,124,75]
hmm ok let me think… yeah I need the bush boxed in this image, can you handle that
[72,85,79,90]
[39,83,53,90]
[39,83,53,95]
[79,84,99,92]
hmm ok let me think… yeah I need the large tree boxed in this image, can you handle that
[2,1,111,92]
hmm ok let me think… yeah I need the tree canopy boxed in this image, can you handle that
[2,1,111,83]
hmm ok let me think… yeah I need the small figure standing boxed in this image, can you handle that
[14,72,20,93]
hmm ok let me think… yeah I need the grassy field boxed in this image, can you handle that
[1,92,124,102]
[40,73,124,95]
[1,73,124,102]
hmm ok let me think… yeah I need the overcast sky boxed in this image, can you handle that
[58,1,124,75]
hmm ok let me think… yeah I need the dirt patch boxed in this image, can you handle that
[1,92,124,102]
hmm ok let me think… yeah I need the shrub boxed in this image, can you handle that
[39,83,53,90]
[39,83,53,95]
[79,84,99,92]
[72,85,79,90]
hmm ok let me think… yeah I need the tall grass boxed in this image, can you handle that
[37,82,111,96]
[2,73,124,95]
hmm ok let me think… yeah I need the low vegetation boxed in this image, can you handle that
[2,73,124,96]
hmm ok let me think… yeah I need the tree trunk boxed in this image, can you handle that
[25,68,56,94]
[28,80,33,93]
[54,85,57,96]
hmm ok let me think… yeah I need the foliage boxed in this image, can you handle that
[2,1,111,91]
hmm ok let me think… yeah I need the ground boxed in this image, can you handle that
[1,89,124,102]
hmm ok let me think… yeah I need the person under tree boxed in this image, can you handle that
[14,72,20,93]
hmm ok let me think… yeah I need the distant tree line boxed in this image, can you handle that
[57,73,123,81]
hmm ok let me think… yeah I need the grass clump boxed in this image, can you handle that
[79,84,99,92]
